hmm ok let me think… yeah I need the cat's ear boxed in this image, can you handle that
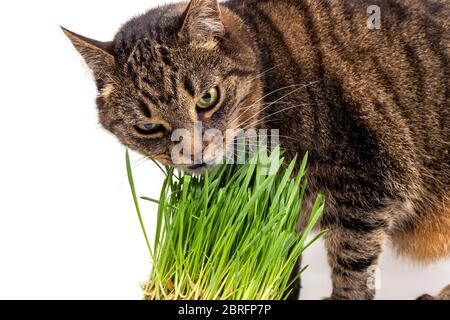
[179,0,225,45]
[61,27,115,81]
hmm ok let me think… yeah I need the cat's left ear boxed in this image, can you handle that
[179,0,225,46]
[61,27,115,82]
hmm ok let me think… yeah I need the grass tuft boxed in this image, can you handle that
[126,147,325,300]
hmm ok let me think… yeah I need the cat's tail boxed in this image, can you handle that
[417,285,450,300]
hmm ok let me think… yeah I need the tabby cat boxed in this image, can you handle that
[62,0,450,300]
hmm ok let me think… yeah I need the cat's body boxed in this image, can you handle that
[227,0,450,299]
[63,0,450,299]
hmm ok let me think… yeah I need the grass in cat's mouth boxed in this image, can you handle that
[126,147,325,300]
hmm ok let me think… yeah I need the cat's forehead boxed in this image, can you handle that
[114,34,224,84]
[115,36,221,87]
[113,4,185,55]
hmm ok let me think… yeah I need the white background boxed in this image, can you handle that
[0,0,448,300]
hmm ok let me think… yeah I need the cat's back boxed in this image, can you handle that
[227,0,450,262]
[228,0,449,183]
[228,0,449,115]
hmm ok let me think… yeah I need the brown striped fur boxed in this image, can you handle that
[392,198,450,263]
[63,0,450,299]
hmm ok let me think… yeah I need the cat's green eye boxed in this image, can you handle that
[197,87,220,110]
[134,123,164,135]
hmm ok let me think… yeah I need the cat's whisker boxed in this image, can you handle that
[246,63,283,83]
[131,156,150,171]
[249,79,322,106]
[132,155,148,166]
[230,83,305,118]
[230,79,323,128]
[228,134,298,147]
[239,104,314,132]
[230,82,313,118]
[223,143,299,161]
[239,79,323,127]
[228,80,318,123]
[229,100,293,119]
[235,95,312,131]
[225,136,298,150]
[230,133,305,144]
[229,100,292,122]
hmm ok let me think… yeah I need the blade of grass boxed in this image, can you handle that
[126,149,153,259]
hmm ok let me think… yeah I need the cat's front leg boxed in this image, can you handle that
[323,210,388,300]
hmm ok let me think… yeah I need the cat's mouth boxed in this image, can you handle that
[187,155,224,172]
[189,163,208,170]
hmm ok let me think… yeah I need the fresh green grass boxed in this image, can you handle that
[126,147,325,300]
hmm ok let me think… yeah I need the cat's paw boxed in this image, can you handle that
[323,291,375,300]
[323,294,348,300]
[416,294,434,300]
[417,285,450,300]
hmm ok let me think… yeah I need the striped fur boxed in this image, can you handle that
[63,0,449,299]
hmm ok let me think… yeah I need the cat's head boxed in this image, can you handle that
[63,0,262,170]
